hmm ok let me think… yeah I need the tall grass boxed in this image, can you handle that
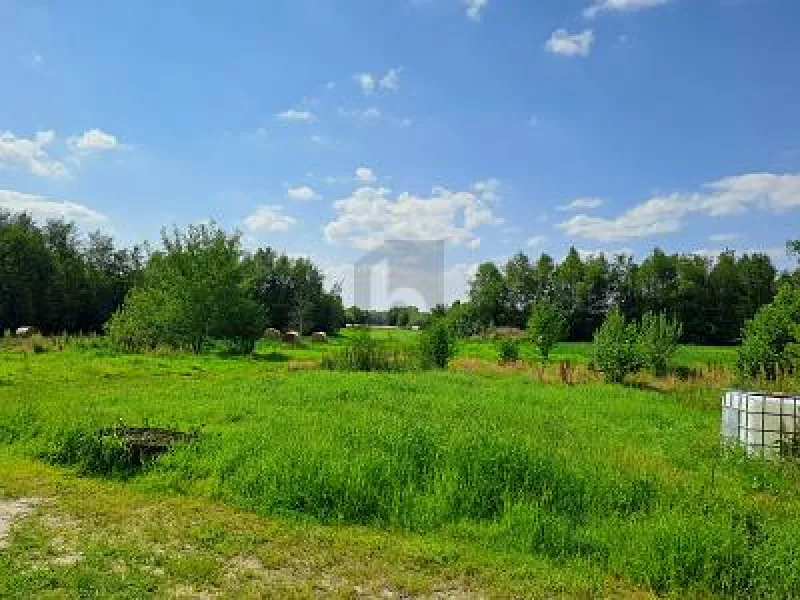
[1,347,800,596]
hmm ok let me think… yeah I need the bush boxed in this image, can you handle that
[497,337,520,363]
[637,312,682,376]
[527,300,565,361]
[737,285,800,380]
[592,307,640,384]
[106,223,264,354]
[419,320,455,369]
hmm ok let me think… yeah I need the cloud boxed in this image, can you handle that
[709,233,741,243]
[546,29,594,57]
[464,0,488,21]
[557,197,604,211]
[558,172,800,241]
[473,178,501,202]
[527,235,547,248]
[339,107,383,121]
[0,189,107,224]
[0,130,69,178]
[584,0,670,19]
[356,167,375,182]
[287,185,317,201]
[66,129,121,153]
[354,73,376,94]
[244,205,298,232]
[354,68,402,94]
[380,68,401,92]
[323,181,502,250]
[275,109,316,123]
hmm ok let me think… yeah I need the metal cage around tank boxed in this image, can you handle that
[722,390,800,458]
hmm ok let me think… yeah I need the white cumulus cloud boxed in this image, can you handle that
[356,167,375,182]
[67,129,121,153]
[0,130,68,178]
[354,73,376,94]
[323,181,503,250]
[464,0,488,21]
[287,185,317,201]
[584,0,671,19]
[0,189,107,224]
[546,29,595,57]
[244,205,298,232]
[380,68,401,92]
[354,68,402,94]
[558,173,800,241]
[557,197,604,211]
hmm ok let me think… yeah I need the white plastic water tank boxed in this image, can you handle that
[722,390,800,457]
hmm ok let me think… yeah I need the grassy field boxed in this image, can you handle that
[0,332,797,598]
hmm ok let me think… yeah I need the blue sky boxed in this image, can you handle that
[2,0,799,307]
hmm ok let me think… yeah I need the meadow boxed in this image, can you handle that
[0,331,797,598]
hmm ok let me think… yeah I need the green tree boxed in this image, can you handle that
[553,247,586,340]
[469,262,509,328]
[637,312,682,376]
[504,253,536,328]
[107,223,263,353]
[737,285,800,380]
[526,300,564,361]
[592,307,640,384]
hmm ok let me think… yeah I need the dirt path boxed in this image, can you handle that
[0,497,39,549]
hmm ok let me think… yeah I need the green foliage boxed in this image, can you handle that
[106,223,264,354]
[469,262,508,328]
[496,337,520,363]
[418,319,455,369]
[592,307,640,383]
[527,300,565,361]
[250,249,344,335]
[0,211,142,335]
[323,328,414,372]
[444,301,481,338]
[737,284,800,380]
[636,312,682,376]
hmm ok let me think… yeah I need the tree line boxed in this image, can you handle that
[0,215,344,349]
[463,247,789,345]
[0,212,143,335]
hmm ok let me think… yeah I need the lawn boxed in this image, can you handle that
[0,336,797,598]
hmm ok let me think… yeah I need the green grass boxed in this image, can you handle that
[0,339,795,597]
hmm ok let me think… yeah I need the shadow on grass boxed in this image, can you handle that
[255,351,291,363]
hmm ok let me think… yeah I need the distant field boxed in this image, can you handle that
[0,339,798,597]
[250,327,739,370]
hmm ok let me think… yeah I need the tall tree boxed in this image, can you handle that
[469,262,509,328]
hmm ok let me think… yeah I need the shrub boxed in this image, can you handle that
[106,223,264,354]
[527,300,565,361]
[737,285,800,380]
[323,328,414,372]
[592,307,640,383]
[497,337,520,363]
[637,312,682,376]
[419,320,455,369]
